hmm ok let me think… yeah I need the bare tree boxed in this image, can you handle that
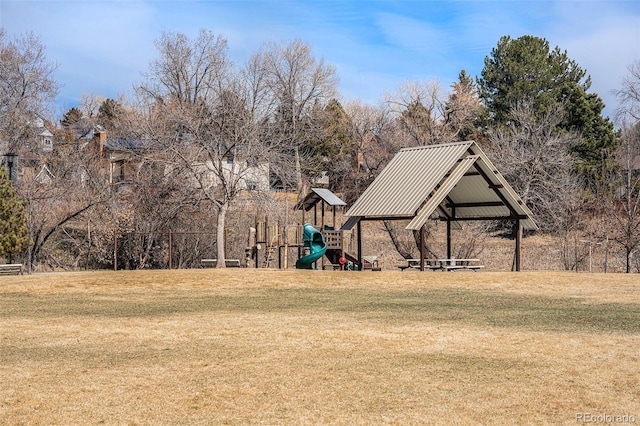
[0,30,104,272]
[379,81,459,258]
[0,29,59,154]
[609,62,640,272]
[488,102,584,235]
[19,127,110,271]
[139,30,228,107]
[615,61,640,122]
[384,80,454,146]
[259,39,338,191]
[605,124,640,273]
[343,101,395,202]
[78,93,106,118]
[136,30,277,267]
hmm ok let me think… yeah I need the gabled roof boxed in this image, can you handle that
[344,141,538,231]
[296,188,347,211]
[104,137,144,151]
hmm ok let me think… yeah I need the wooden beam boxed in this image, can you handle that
[439,215,529,222]
[446,201,505,208]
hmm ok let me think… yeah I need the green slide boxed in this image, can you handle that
[295,223,327,269]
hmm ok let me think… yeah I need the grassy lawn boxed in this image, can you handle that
[1,269,639,425]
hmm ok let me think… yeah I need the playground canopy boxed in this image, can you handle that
[343,141,538,270]
[295,188,347,212]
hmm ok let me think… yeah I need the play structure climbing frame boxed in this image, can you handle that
[248,188,362,270]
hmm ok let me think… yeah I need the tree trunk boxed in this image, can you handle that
[216,202,229,268]
[295,146,303,193]
[383,220,413,259]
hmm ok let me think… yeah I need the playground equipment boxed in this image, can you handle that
[295,224,327,269]
[248,188,363,270]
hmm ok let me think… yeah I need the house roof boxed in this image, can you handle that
[73,122,105,140]
[343,141,538,231]
[295,188,347,211]
[104,137,144,151]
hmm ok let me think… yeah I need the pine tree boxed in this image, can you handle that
[0,167,29,263]
[97,98,124,130]
[478,35,618,188]
[60,107,83,128]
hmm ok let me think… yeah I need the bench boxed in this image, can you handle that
[0,264,23,275]
[201,259,242,268]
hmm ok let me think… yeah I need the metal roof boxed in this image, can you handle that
[344,141,538,231]
[295,188,347,211]
[104,137,144,151]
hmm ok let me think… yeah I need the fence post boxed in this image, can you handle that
[168,229,172,270]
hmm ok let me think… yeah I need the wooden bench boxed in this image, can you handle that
[0,264,23,275]
[201,259,242,268]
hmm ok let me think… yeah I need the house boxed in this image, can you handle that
[1,116,56,183]
[102,137,145,185]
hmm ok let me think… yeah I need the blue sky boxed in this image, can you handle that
[1,0,639,119]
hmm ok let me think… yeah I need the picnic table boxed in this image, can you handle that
[398,258,484,271]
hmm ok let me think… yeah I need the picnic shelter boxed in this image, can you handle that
[342,141,538,271]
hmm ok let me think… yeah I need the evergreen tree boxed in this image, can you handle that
[400,100,435,145]
[445,70,484,142]
[320,100,352,156]
[0,167,28,262]
[478,35,618,186]
[60,107,83,128]
[97,98,124,130]
[305,99,354,190]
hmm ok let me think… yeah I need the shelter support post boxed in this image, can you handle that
[446,220,452,260]
[357,220,362,271]
[420,225,425,271]
[333,206,337,229]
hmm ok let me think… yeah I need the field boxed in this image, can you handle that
[1,269,639,425]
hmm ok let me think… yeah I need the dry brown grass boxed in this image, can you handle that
[1,269,639,425]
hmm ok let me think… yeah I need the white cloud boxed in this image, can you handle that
[548,1,640,116]
[1,0,637,119]
[2,0,159,110]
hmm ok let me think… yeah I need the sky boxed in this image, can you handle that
[1,0,639,120]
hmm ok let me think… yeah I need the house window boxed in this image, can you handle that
[226,156,234,164]
[111,160,125,184]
